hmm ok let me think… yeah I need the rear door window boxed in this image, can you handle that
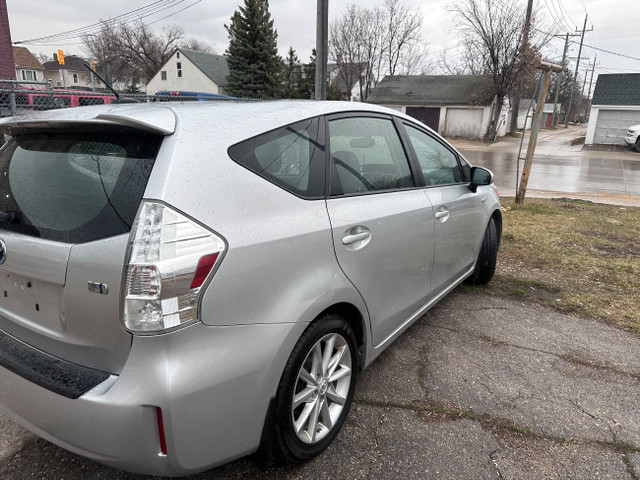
[0,132,161,243]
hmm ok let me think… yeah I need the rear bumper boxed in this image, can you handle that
[0,321,307,476]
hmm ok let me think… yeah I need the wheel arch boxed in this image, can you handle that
[491,208,503,249]
[312,302,367,371]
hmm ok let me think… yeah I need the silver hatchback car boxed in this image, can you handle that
[0,101,501,476]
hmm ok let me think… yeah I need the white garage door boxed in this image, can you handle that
[594,109,640,145]
[444,108,485,138]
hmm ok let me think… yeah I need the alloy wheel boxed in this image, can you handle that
[291,332,352,444]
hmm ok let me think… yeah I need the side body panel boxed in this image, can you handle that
[326,191,435,346]
[423,185,488,296]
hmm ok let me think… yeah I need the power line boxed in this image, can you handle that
[14,0,193,45]
[554,0,577,30]
[597,66,640,72]
[572,41,640,61]
[542,0,570,32]
[536,27,640,62]
[577,0,590,18]
[148,0,202,26]
[14,0,178,43]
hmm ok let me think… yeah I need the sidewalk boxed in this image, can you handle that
[446,124,640,207]
[495,188,640,207]
[445,124,587,152]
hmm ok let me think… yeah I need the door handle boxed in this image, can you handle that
[435,208,450,222]
[342,231,371,245]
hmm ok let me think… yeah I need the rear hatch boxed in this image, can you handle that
[0,125,163,374]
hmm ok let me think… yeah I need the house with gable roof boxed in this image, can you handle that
[367,75,502,139]
[585,73,640,145]
[12,46,44,83]
[42,54,104,90]
[146,48,229,96]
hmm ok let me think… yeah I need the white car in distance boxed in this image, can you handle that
[625,124,640,152]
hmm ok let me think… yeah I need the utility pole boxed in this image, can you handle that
[587,55,597,100]
[565,15,592,127]
[585,55,597,121]
[551,34,570,128]
[551,33,580,127]
[315,0,328,101]
[581,64,590,97]
[509,0,534,134]
[516,59,563,204]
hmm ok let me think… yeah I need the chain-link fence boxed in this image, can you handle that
[0,80,245,118]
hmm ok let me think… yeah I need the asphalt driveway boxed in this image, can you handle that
[1,290,640,479]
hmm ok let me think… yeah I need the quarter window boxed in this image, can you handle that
[404,124,462,185]
[228,118,325,199]
[329,117,414,195]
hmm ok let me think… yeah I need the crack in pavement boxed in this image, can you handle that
[572,400,598,421]
[353,397,640,460]
[428,323,640,380]
[489,449,504,480]
[416,323,640,452]
[623,454,640,480]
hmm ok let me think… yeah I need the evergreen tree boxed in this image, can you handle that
[280,47,303,99]
[298,50,316,99]
[225,0,281,98]
[297,49,342,100]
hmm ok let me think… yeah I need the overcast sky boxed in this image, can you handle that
[6,0,640,93]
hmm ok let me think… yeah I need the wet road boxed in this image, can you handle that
[448,126,640,197]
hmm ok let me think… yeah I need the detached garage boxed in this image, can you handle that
[367,75,497,139]
[585,73,640,146]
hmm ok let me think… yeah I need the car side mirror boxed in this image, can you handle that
[469,166,494,193]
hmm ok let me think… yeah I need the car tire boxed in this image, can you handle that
[635,139,640,153]
[273,314,357,463]
[468,217,498,285]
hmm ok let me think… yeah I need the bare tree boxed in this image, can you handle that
[398,41,432,75]
[447,0,551,138]
[383,0,424,76]
[180,38,216,54]
[34,53,53,65]
[83,20,184,87]
[356,6,386,100]
[329,5,366,100]
[330,0,428,101]
[438,40,485,76]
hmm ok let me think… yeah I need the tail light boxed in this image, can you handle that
[122,201,226,334]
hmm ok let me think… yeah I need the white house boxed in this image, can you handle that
[146,49,229,95]
[12,46,44,84]
[42,55,104,90]
[328,63,365,102]
[585,73,640,145]
[367,75,501,139]
[516,99,535,130]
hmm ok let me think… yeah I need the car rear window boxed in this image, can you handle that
[0,131,161,243]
